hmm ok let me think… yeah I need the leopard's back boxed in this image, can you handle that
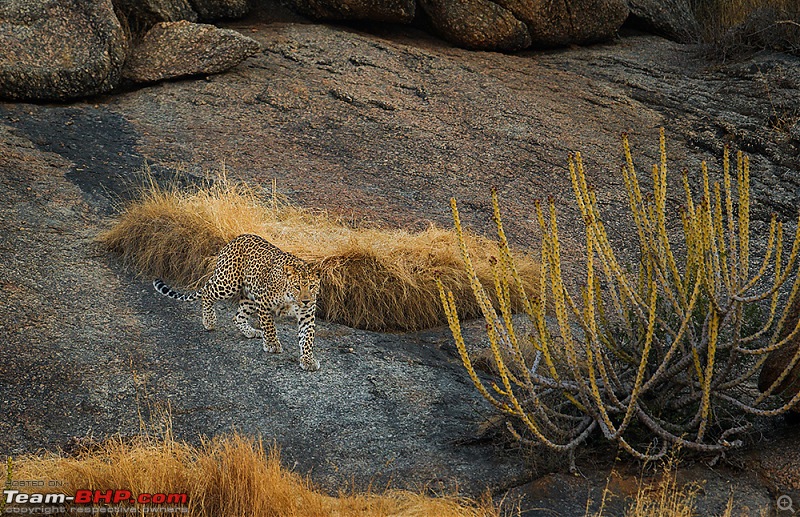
[204,234,290,301]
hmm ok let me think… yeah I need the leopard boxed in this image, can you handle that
[153,234,322,371]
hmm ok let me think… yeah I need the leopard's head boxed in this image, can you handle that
[283,261,320,309]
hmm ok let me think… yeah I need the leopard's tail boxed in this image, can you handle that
[153,279,200,302]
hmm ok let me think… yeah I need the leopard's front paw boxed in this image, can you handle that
[263,340,283,354]
[300,357,320,372]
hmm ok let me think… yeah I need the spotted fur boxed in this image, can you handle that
[154,234,321,371]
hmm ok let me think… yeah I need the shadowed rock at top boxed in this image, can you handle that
[190,0,250,20]
[0,0,712,101]
[114,0,199,34]
[0,0,259,101]
[287,0,416,23]
[625,0,699,42]
[115,0,249,31]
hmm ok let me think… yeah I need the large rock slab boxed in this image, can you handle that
[123,20,261,83]
[0,115,528,494]
[287,0,415,23]
[419,0,531,51]
[0,0,127,101]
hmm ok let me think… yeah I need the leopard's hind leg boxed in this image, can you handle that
[198,273,238,331]
[234,299,263,338]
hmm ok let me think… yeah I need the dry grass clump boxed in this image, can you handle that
[586,452,742,517]
[11,430,497,517]
[693,0,800,58]
[99,170,539,331]
[620,465,701,517]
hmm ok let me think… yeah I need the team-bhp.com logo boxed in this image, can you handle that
[4,488,189,514]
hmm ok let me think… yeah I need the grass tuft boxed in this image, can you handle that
[99,169,539,332]
[12,430,497,517]
[693,0,800,58]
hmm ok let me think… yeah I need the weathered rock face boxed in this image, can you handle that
[418,0,531,51]
[759,293,800,412]
[123,20,261,83]
[287,0,415,23]
[113,0,198,34]
[190,0,249,19]
[112,0,249,31]
[625,0,699,42]
[759,340,800,412]
[497,0,630,47]
[283,0,628,51]
[0,0,127,101]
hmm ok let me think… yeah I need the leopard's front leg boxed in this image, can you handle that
[257,303,282,353]
[296,304,319,371]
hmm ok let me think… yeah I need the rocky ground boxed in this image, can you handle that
[2,4,800,515]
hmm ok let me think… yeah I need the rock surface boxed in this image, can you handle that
[759,292,800,411]
[287,0,415,23]
[419,0,531,51]
[0,0,127,101]
[508,465,774,516]
[499,0,629,47]
[190,0,249,20]
[625,0,699,42]
[419,0,627,50]
[123,20,261,83]
[1,3,800,509]
[113,0,198,34]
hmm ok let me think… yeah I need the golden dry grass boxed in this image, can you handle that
[11,430,498,517]
[587,454,740,517]
[695,0,796,28]
[99,170,539,331]
[694,0,800,57]
[9,430,745,517]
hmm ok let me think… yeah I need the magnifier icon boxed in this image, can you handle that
[778,495,796,513]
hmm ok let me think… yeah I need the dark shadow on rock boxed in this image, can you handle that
[0,104,197,212]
